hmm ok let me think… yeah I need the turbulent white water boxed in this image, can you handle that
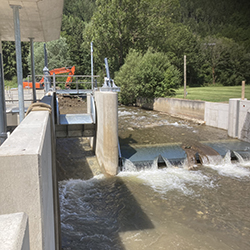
[118,108,193,129]
[59,154,250,250]
[118,167,215,196]
[118,151,250,198]
[202,151,250,178]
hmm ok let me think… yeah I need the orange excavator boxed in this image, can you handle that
[23,66,76,89]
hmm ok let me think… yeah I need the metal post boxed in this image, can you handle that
[11,5,25,122]
[53,73,56,92]
[44,43,48,68]
[241,81,245,100]
[29,38,37,102]
[76,77,79,94]
[0,53,7,145]
[104,58,111,87]
[43,66,50,93]
[91,42,94,90]
[184,55,187,99]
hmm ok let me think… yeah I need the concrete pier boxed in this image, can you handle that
[95,91,119,175]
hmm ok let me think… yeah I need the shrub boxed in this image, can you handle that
[115,49,181,105]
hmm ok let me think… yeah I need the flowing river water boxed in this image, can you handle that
[59,106,250,250]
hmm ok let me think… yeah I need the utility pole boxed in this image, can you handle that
[184,55,187,99]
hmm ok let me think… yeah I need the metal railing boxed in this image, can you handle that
[24,74,100,94]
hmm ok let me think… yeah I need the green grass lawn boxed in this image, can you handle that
[175,85,250,102]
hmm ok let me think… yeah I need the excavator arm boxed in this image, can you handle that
[23,66,76,89]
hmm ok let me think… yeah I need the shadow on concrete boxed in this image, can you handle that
[56,137,95,181]
[60,176,154,250]
[241,111,250,142]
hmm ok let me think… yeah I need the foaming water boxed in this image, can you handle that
[118,167,215,197]
[204,151,250,178]
[234,151,250,167]
[234,151,245,163]
[60,163,250,250]
[119,153,250,199]
[118,106,193,130]
[121,158,137,172]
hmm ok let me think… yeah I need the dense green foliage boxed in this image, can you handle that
[116,49,181,104]
[83,0,180,74]
[2,0,250,103]
[2,41,29,80]
[27,37,72,76]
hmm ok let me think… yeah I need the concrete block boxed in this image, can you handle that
[0,111,55,250]
[0,212,29,250]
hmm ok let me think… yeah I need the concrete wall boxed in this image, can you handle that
[136,96,250,142]
[0,111,56,250]
[239,99,250,142]
[95,91,118,175]
[228,98,250,142]
[137,97,205,121]
[0,212,30,250]
[204,102,229,130]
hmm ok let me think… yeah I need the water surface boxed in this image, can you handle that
[60,106,250,250]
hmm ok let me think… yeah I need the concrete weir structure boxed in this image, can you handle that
[0,90,120,248]
[0,109,58,250]
[0,0,63,248]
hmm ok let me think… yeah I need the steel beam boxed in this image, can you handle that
[11,5,25,122]
[104,58,111,87]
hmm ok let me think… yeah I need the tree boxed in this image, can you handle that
[83,0,179,75]
[63,0,96,22]
[61,15,89,75]
[115,49,181,105]
[2,41,29,80]
[27,37,72,76]
[200,36,250,85]
[61,0,97,75]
